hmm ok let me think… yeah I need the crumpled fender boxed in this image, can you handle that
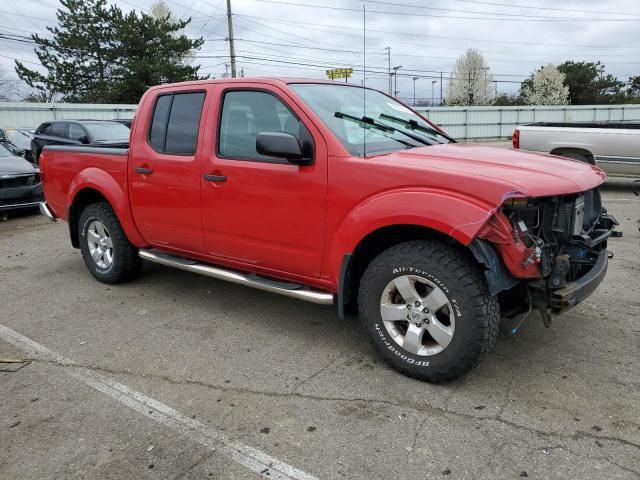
[67,167,146,246]
[324,187,517,283]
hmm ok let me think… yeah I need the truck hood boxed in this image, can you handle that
[383,143,606,198]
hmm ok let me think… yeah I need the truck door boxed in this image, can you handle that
[200,86,327,278]
[129,90,208,253]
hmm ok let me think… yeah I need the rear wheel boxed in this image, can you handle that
[558,152,594,165]
[358,240,500,382]
[78,202,141,284]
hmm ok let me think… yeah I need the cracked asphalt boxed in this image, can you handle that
[1,185,639,479]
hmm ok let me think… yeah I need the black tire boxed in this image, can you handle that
[358,240,500,383]
[78,202,142,284]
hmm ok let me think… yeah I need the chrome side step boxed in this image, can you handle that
[38,202,57,222]
[138,249,334,305]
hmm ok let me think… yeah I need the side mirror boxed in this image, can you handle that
[79,135,90,145]
[256,132,311,165]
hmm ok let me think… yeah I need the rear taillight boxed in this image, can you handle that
[512,129,520,149]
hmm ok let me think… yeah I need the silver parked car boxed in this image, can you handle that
[513,122,640,178]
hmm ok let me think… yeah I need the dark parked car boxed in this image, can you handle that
[113,118,133,128]
[31,120,131,164]
[3,128,36,162]
[0,142,43,212]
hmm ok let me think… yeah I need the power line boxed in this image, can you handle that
[362,0,640,20]
[247,0,640,22]
[435,0,640,17]
[231,13,640,50]
[0,9,51,22]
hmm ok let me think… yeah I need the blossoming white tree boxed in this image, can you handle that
[522,65,570,105]
[447,48,496,106]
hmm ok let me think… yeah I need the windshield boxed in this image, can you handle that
[0,143,15,157]
[289,83,451,156]
[83,122,131,142]
[5,129,32,150]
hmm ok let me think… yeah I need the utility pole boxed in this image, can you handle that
[384,47,391,95]
[393,65,402,98]
[440,72,443,105]
[431,80,437,106]
[412,76,418,106]
[226,0,237,78]
[482,67,488,99]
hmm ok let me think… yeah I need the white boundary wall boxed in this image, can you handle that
[414,104,640,140]
[2,102,640,140]
[0,102,137,129]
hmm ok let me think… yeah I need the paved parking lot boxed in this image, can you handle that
[1,186,639,480]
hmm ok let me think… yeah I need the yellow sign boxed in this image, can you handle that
[326,68,353,80]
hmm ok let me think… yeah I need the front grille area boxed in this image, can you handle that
[0,174,39,189]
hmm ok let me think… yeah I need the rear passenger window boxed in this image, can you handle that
[148,92,205,155]
[149,95,172,151]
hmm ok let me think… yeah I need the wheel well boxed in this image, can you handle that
[69,189,108,248]
[339,225,468,319]
[550,148,595,165]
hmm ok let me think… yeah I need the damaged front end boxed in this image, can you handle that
[471,188,619,330]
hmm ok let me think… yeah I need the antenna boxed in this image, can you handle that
[363,3,366,158]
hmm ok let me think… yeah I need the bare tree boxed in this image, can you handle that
[446,48,496,106]
[521,65,569,106]
[0,66,20,101]
[150,0,194,66]
[150,0,171,20]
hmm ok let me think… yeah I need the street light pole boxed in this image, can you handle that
[412,76,418,106]
[393,65,402,98]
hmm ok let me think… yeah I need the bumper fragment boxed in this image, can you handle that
[550,250,608,312]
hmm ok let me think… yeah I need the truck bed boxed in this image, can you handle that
[40,145,129,223]
[526,121,640,130]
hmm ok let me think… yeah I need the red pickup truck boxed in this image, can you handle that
[39,78,618,382]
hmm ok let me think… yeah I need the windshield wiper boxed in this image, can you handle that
[334,112,417,150]
[379,113,456,143]
[334,112,431,147]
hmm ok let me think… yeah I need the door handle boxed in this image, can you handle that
[203,174,227,182]
[135,166,154,175]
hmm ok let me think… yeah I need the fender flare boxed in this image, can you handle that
[67,168,146,247]
[325,188,500,285]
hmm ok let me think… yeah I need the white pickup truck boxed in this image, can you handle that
[513,122,640,178]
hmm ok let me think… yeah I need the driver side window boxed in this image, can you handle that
[218,90,301,161]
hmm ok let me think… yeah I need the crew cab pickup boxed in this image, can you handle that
[513,122,640,178]
[38,79,618,382]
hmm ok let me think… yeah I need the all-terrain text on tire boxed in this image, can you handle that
[358,240,500,382]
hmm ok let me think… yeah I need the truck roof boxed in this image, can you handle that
[144,77,361,93]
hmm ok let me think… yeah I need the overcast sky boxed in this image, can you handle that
[1,0,640,101]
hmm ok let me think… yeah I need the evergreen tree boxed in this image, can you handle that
[15,0,205,103]
[557,61,624,105]
[109,7,204,103]
[15,0,118,102]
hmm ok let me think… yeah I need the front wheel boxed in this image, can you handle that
[78,202,142,284]
[358,240,500,382]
